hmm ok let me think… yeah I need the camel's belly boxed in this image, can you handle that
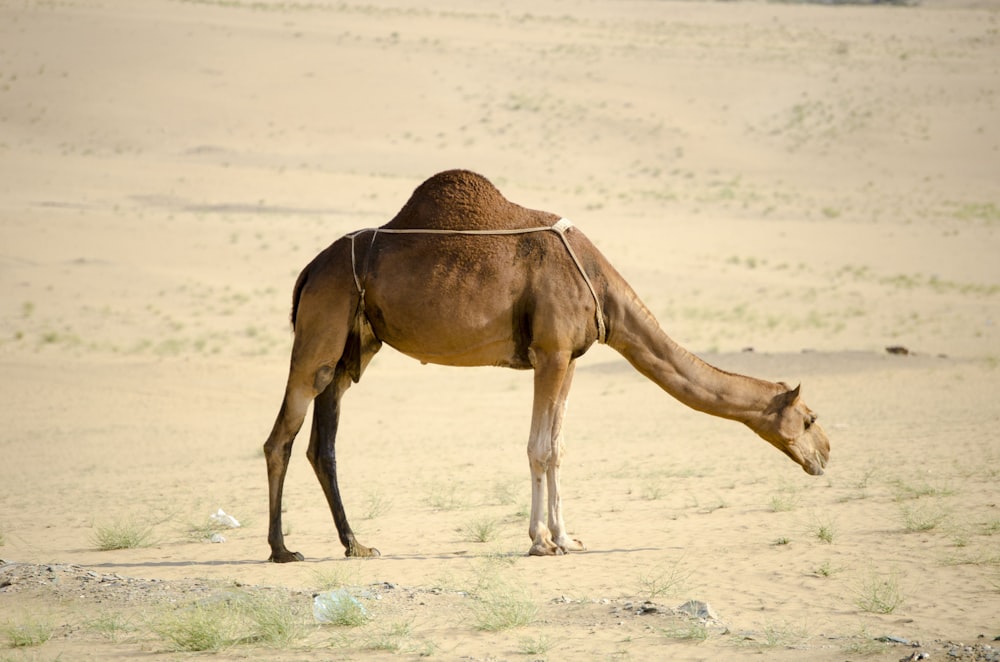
[374,313,533,370]
[391,341,532,370]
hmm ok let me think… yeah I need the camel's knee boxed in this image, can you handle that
[313,365,335,393]
[263,385,314,459]
[263,439,293,483]
[527,448,551,474]
[528,440,566,472]
[263,424,295,462]
[527,432,555,466]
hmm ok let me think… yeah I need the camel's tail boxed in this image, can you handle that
[289,267,309,330]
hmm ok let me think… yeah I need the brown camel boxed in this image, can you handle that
[263,169,830,561]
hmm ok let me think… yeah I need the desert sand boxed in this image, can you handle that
[1,0,999,659]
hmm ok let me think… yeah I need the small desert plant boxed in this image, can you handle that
[239,592,306,646]
[424,482,466,510]
[637,559,691,600]
[470,588,537,631]
[483,547,520,566]
[187,517,235,542]
[838,468,878,502]
[661,620,709,642]
[852,467,878,489]
[855,568,905,614]
[814,561,839,577]
[890,478,955,501]
[899,502,947,533]
[981,518,1000,535]
[87,611,136,642]
[462,517,500,543]
[768,483,800,512]
[154,601,238,652]
[2,615,53,648]
[465,557,537,631]
[640,481,666,501]
[519,633,558,655]
[839,624,891,656]
[941,549,1000,567]
[814,516,836,544]
[755,618,810,648]
[768,492,799,512]
[92,517,154,550]
[311,564,358,591]
[363,619,413,652]
[157,592,305,651]
[363,490,392,520]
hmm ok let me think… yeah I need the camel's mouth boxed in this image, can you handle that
[802,460,825,476]
[775,426,829,476]
[798,424,830,476]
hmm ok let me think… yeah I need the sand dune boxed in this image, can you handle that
[1,1,998,659]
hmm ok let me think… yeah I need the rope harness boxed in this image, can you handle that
[345,218,607,345]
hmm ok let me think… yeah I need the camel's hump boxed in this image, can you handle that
[383,169,556,231]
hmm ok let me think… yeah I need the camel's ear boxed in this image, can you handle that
[766,384,801,415]
[785,384,802,407]
[775,382,800,398]
[772,383,801,409]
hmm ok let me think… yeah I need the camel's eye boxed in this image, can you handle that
[804,413,817,430]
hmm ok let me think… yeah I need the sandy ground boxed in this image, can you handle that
[1,0,999,659]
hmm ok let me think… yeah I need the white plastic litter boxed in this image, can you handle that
[313,590,367,623]
[210,508,240,528]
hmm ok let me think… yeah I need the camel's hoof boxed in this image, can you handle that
[269,550,305,563]
[559,538,586,553]
[528,542,560,556]
[530,537,585,556]
[346,543,381,558]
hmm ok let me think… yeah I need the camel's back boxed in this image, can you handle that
[383,170,557,231]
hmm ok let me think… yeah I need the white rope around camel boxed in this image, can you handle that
[346,218,607,345]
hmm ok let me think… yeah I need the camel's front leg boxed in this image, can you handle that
[546,456,585,553]
[546,360,584,553]
[527,353,584,556]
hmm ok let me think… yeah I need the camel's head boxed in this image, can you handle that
[757,384,830,476]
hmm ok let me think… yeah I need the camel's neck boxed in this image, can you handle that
[604,284,782,427]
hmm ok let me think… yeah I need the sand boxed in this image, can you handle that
[1,0,998,659]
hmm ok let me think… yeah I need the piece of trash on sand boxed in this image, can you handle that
[210,508,240,528]
[313,590,368,624]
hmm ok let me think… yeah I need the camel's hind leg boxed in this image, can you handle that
[526,352,584,556]
[264,365,333,563]
[264,261,361,562]
[307,361,380,558]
